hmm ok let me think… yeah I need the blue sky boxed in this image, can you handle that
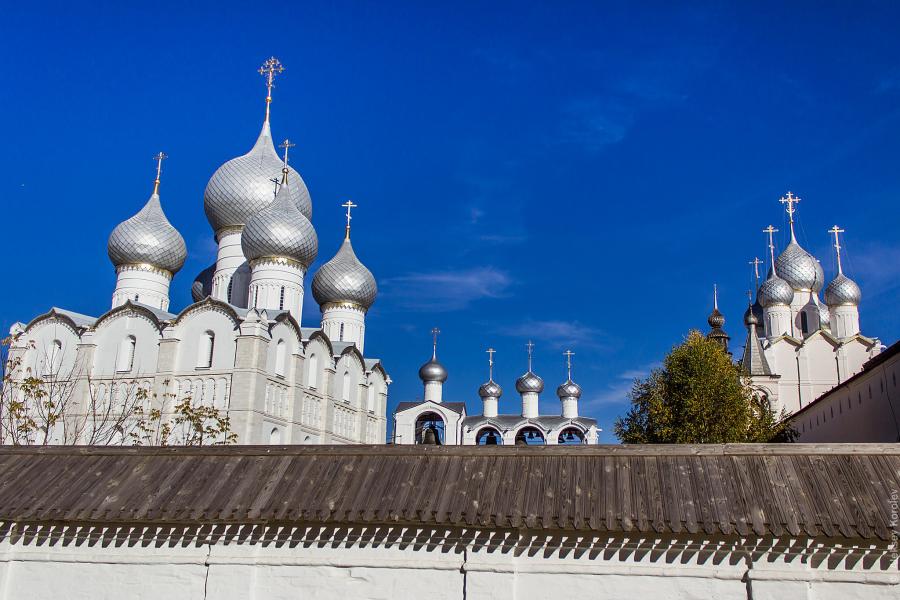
[2,2,899,439]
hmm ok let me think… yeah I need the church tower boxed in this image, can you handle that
[477,348,502,418]
[241,140,318,322]
[107,153,186,310]
[515,341,544,418]
[310,202,378,353]
[556,350,582,418]
[705,285,730,352]
[203,57,312,307]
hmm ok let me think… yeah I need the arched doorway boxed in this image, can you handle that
[514,426,545,445]
[476,427,503,445]
[415,412,445,444]
[557,427,585,445]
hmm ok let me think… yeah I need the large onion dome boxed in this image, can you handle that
[824,273,862,306]
[191,263,215,302]
[311,235,378,311]
[419,357,448,383]
[478,379,503,399]
[108,190,187,274]
[775,241,825,292]
[556,379,582,399]
[758,267,794,307]
[515,371,544,394]
[204,122,312,232]
[241,176,318,267]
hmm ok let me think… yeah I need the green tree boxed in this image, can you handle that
[614,331,795,443]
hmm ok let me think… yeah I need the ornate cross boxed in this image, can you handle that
[431,328,440,358]
[828,225,845,274]
[526,340,535,371]
[278,139,295,166]
[563,350,574,381]
[779,191,800,240]
[342,200,357,238]
[152,152,167,194]
[258,57,285,122]
[763,225,779,266]
[749,257,762,283]
[486,348,496,379]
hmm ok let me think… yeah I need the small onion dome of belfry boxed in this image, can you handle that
[556,350,581,399]
[825,273,861,306]
[108,153,187,274]
[419,328,448,383]
[478,348,502,398]
[311,202,377,311]
[242,167,318,268]
[515,341,544,393]
[203,58,312,233]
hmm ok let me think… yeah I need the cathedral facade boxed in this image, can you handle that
[4,58,389,445]
[708,193,881,417]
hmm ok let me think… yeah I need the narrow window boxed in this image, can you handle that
[116,336,136,373]
[254,286,260,308]
[339,323,345,341]
[308,354,318,388]
[275,340,287,376]
[45,339,63,376]
[134,294,140,303]
[367,384,376,412]
[800,312,809,335]
[279,287,285,310]
[227,280,234,303]
[197,331,214,368]
[342,371,351,402]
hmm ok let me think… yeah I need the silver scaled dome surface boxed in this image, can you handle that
[191,263,215,302]
[204,122,312,232]
[419,358,448,383]
[478,379,503,399]
[556,380,582,399]
[515,371,544,394]
[744,299,764,327]
[108,191,187,274]
[824,273,861,306]
[241,178,318,268]
[775,241,825,292]
[311,236,378,310]
[758,269,794,307]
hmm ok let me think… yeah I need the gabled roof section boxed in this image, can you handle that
[741,325,772,376]
[395,401,466,416]
[24,307,95,335]
[174,296,243,327]
[93,300,165,332]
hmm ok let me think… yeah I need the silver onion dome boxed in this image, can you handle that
[743,303,759,327]
[241,177,318,267]
[108,191,187,274]
[204,122,312,232]
[758,268,794,307]
[191,263,215,302]
[556,380,582,399]
[515,371,544,394]
[311,236,378,311]
[419,357,448,383]
[707,308,725,329]
[478,379,503,399]
[818,300,831,330]
[775,241,825,292]
[824,273,862,306]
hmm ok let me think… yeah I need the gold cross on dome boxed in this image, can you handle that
[763,225,779,266]
[431,327,440,358]
[828,225,845,274]
[563,350,574,380]
[526,340,535,371]
[258,57,285,122]
[152,152,167,194]
[342,200,357,238]
[779,191,801,241]
[486,348,496,379]
[749,257,763,283]
[278,139,295,166]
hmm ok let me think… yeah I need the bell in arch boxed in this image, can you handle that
[422,425,440,445]
[485,430,499,445]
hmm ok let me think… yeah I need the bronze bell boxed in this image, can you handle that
[485,431,499,445]
[422,426,439,445]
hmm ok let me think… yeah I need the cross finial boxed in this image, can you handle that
[278,138,295,184]
[828,225,845,275]
[269,177,281,199]
[258,57,285,123]
[563,350,575,381]
[152,152,167,195]
[526,340,535,371]
[486,348,496,380]
[763,225,779,271]
[746,289,753,304]
[779,191,801,242]
[431,328,440,359]
[713,284,719,310]
[342,200,358,239]
[749,257,763,284]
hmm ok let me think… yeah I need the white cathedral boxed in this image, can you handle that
[4,58,390,445]
[707,192,881,417]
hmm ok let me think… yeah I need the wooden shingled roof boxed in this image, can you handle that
[0,444,897,541]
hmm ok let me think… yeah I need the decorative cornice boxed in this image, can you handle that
[116,263,173,280]
[249,256,305,270]
[321,301,366,313]
[214,225,244,242]
[175,297,242,327]
[93,301,165,333]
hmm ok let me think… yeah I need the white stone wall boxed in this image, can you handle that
[0,526,895,600]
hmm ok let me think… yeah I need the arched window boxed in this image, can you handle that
[227,280,234,304]
[339,323,345,341]
[197,331,215,368]
[116,336,136,373]
[279,287,285,310]
[134,294,140,303]
[45,339,62,376]
[367,384,376,413]
[415,412,445,444]
[308,354,318,389]
[557,427,586,445]
[342,371,351,402]
[514,426,545,445]
[476,427,502,445]
[275,340,287,377]
[269,427,282,445]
